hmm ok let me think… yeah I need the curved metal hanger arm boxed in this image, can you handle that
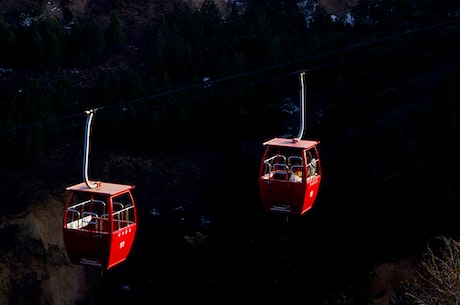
[295,71,306,141]
[83,109,100,189]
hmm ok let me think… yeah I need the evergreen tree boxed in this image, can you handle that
[64,19,83,66]
[265,34,283,64]
[40,18,65,70]
[105,10,125,47]
[0,13,16,66]
[196,0,225,76]
[29,24,45,69]
[80,17,105,67]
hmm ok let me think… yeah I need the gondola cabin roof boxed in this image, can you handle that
[66,182,135,196]
[263,137,320,150]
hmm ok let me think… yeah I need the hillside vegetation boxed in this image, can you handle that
[1,0,460,304]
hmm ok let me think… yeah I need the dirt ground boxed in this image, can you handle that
[371,259,417,305]
[0,197,94,305]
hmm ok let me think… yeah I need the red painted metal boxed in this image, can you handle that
[259,137,321,216]
[62,181,137,270]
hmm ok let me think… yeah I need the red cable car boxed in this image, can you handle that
[259,72,322,216]
[62,109,137,270]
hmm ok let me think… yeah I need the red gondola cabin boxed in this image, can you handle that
[259,137,321,216]
[62,181,137,270]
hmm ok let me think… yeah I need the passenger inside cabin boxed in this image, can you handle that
[290,166,303,182]
[309,158,317,177]
[306,150,318,177]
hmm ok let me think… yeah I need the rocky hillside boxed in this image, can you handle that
[0,139,230,305]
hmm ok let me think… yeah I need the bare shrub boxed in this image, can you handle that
[400,235,460,305]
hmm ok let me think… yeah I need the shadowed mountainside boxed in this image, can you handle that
[1,1,459,305]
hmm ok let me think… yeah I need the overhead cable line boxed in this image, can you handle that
[81,16,460,113]
[0,17,459,145]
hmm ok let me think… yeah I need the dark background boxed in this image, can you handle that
[1,0,459,304]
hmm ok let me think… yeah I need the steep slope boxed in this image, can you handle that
[0,197,97,305]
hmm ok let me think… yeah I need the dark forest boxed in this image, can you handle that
[1,0,460,304]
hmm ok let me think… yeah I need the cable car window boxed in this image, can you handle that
[111,192,135,231]
[65,193,108,232]
[306,148,319,179]
[261,148,310,182]
[288,155,303,166]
